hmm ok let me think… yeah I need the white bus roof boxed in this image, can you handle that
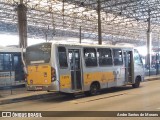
[28,42,134,49]
[51,42,134,49]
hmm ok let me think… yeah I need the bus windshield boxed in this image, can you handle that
[26,43,51,65]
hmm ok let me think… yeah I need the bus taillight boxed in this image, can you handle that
[51,67,56,82]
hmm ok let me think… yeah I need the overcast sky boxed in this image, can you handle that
[0,34,45,47]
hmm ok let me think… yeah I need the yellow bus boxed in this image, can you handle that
[25,42,144,95]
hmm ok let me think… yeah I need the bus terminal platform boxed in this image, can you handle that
[0,75,160,105]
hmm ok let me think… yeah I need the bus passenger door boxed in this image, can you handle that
[68,49,82,90]
[123,50,133,83]
[13,54,24,81]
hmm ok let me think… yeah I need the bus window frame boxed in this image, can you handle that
[97,48,113,67]
[112,48,123,66]
[0,53,13,71]
[134,49,143,65]
[83,47,98,67]
[57,46,69,69]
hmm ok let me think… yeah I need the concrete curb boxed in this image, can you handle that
[0,84,25,90]
[0,92,55,105]
[144,77,160,82]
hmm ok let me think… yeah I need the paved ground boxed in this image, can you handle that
[0,80,160,120]
[0,87,29,97]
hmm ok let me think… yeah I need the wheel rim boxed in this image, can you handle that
[134,78,140,87]
[136,80,140,86]
[90,84,98,95]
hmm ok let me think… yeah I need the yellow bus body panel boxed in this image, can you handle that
[84,72,115,85]
[59,72,115,89]
[27,65,51,85]
[60,75,71,89]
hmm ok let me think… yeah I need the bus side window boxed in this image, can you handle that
[58,47,68,68]
[13,55,19,69]
[4,54,12,71]
[97,48,113,66]
[84,48,97,67]
[134,50,143,65]
[113,49,123,65]
[0,54,3,70]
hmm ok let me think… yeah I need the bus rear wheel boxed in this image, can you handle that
[85,82,100,96]
[132,77,141,88]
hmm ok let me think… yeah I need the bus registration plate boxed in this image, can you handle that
[36,86,43,90]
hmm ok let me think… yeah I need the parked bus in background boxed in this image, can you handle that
[0,46,25,86]
[25,42,144,95]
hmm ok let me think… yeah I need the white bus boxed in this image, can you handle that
[0,47,25,86]
[25,42,144,95]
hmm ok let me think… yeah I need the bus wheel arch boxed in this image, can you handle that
[85,81,101,96]
[132,76,141,88]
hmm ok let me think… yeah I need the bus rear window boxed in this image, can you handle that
[26,43,51,65]
[58,47,68,68]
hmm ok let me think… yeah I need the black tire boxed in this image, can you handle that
[84,91,90,96]
[85,83,100,96]
[68,93,76,98]
[132,77,141,88]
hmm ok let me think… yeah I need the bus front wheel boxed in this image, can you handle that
[132,77,141,88]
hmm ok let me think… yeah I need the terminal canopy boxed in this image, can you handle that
[0,0,160,46]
